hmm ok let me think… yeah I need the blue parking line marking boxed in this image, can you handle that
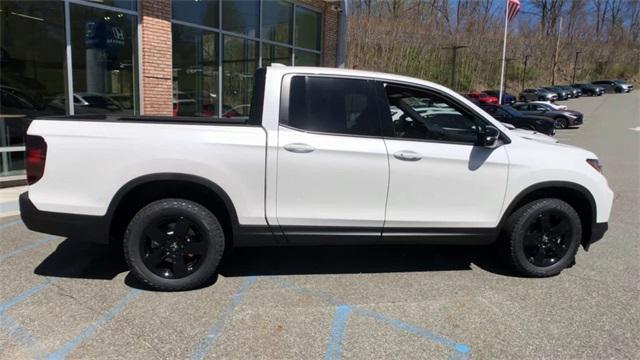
[0,201,19,213]
[0,236,56,263]
[324,305,351,360]
[0,278,54,314]
[0,219,22,231]
[189,276,257,360]
[46,289,142,360]
[269,277,471,357]
[0,314,46,358]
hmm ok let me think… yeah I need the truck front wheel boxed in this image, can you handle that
[123,199,224,291]
[503,198,581,277]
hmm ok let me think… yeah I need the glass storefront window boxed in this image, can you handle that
[294,50,320,66]
[222,36,257,120]
[85,1,137,11]
[294,6,321,51]
[222,0,259,37]
[172,0,218,28]
[172,24,219,118]
[69,4,138,115]
[262,44,292,66]
[262,0,292,44]
[0,0,66,178]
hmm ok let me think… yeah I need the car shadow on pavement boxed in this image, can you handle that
[220,244,517,278]
[34,238,520,291]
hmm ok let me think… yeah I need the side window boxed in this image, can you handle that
[534,105,547,111]
[382,84,480,144]
[283,76,380,136]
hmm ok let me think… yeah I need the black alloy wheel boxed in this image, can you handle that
[554,117,568,129]
[141,217,208,279]
[521,210,572,267]
[503,198,581,277]
[124,199,225,291]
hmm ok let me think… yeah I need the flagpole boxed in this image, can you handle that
[499,1,509,105]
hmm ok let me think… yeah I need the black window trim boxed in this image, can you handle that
[375,80,511,146]
[278,73,385,139]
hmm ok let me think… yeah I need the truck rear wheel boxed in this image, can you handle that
[503,198,581,277]
[123,199,224,291]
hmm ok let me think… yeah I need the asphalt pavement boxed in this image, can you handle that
[0,91,638,359]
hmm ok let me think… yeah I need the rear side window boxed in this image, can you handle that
[282,76,381,136]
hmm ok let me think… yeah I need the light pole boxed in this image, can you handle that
[572,51,582,84]
[521,54,530,91]
[442,45,468,90]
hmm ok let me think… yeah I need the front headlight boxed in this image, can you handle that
[565,113,577,118]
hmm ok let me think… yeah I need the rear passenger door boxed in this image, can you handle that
[275,75,389,243]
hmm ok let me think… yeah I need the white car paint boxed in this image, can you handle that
[26,66,613,234]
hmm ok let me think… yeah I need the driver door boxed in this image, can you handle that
[378,82,509,235]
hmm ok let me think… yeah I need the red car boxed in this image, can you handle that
[464,91,499,104]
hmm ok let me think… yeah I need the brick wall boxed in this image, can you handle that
[140,0,173,116]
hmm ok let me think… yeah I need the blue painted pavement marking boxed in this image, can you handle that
[270,277,471,357]
[0,219,22,231]
[0,200,19,213]
[0,235,57,263]
[0,314,47,358]
[324,305,351,360]
[0,278,55,314]
[190,276,257,360]
[46,289,142,360]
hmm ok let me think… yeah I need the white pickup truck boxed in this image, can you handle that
[20,66,613,291]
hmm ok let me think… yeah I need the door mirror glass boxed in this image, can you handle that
[481,126,500,148]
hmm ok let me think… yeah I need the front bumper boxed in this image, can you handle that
[584,222,608,250]
[20,192,110,244]
[569,116,583,125]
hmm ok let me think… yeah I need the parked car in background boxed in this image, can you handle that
[530,100,568,111]
[571,83,604,96]
[479,104,556,135]
[543,86,571,100]
[519,88,558,102]
[614,79,633,92]
[512,102,583,129]
[558,85,581,98]
[484,90,516,105]
[592,80,633,93]
[464,91,499,104]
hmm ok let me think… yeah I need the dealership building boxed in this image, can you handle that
[0,0,343,186]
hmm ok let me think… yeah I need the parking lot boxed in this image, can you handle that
[1,91,639,359]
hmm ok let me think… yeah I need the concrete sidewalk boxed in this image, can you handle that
[0,186,26,218]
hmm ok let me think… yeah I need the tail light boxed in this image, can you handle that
[25,135,47,185]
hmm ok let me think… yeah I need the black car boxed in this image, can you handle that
[558,85,581,98]
[571,83,604,96]
[511,102,583,129]
[483,90,516,105]
[480,104,555,135]
[543,86,571,100]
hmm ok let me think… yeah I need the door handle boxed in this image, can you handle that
[284,143,315,153]
[393,150,422,161]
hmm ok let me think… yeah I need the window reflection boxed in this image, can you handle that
[69,4,137,115]
[172,0,218,28]
[295,6,321,50]
[262,0,292,44]
[222,0,259,37]
[172,24,219,117]
[294,50,320,66]
[262,44,292,66]
[222,36,257,120]
[0,1,66,177]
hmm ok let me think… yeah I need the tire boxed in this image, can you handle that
[554,117,568,129]
[503,198,581,277]
[124,199,225,291]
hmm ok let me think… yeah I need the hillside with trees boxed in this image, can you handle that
[346,0,640,92]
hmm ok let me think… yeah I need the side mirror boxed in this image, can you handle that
[480,126,500,148]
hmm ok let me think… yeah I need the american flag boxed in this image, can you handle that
[507,0,521,22]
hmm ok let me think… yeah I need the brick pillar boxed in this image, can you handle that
[140,0,173,116]
[321,4,339,67]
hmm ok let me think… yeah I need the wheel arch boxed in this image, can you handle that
[499,181,596,249]
[106,173,239,247]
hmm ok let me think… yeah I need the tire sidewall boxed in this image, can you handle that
[124,199,224,291]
